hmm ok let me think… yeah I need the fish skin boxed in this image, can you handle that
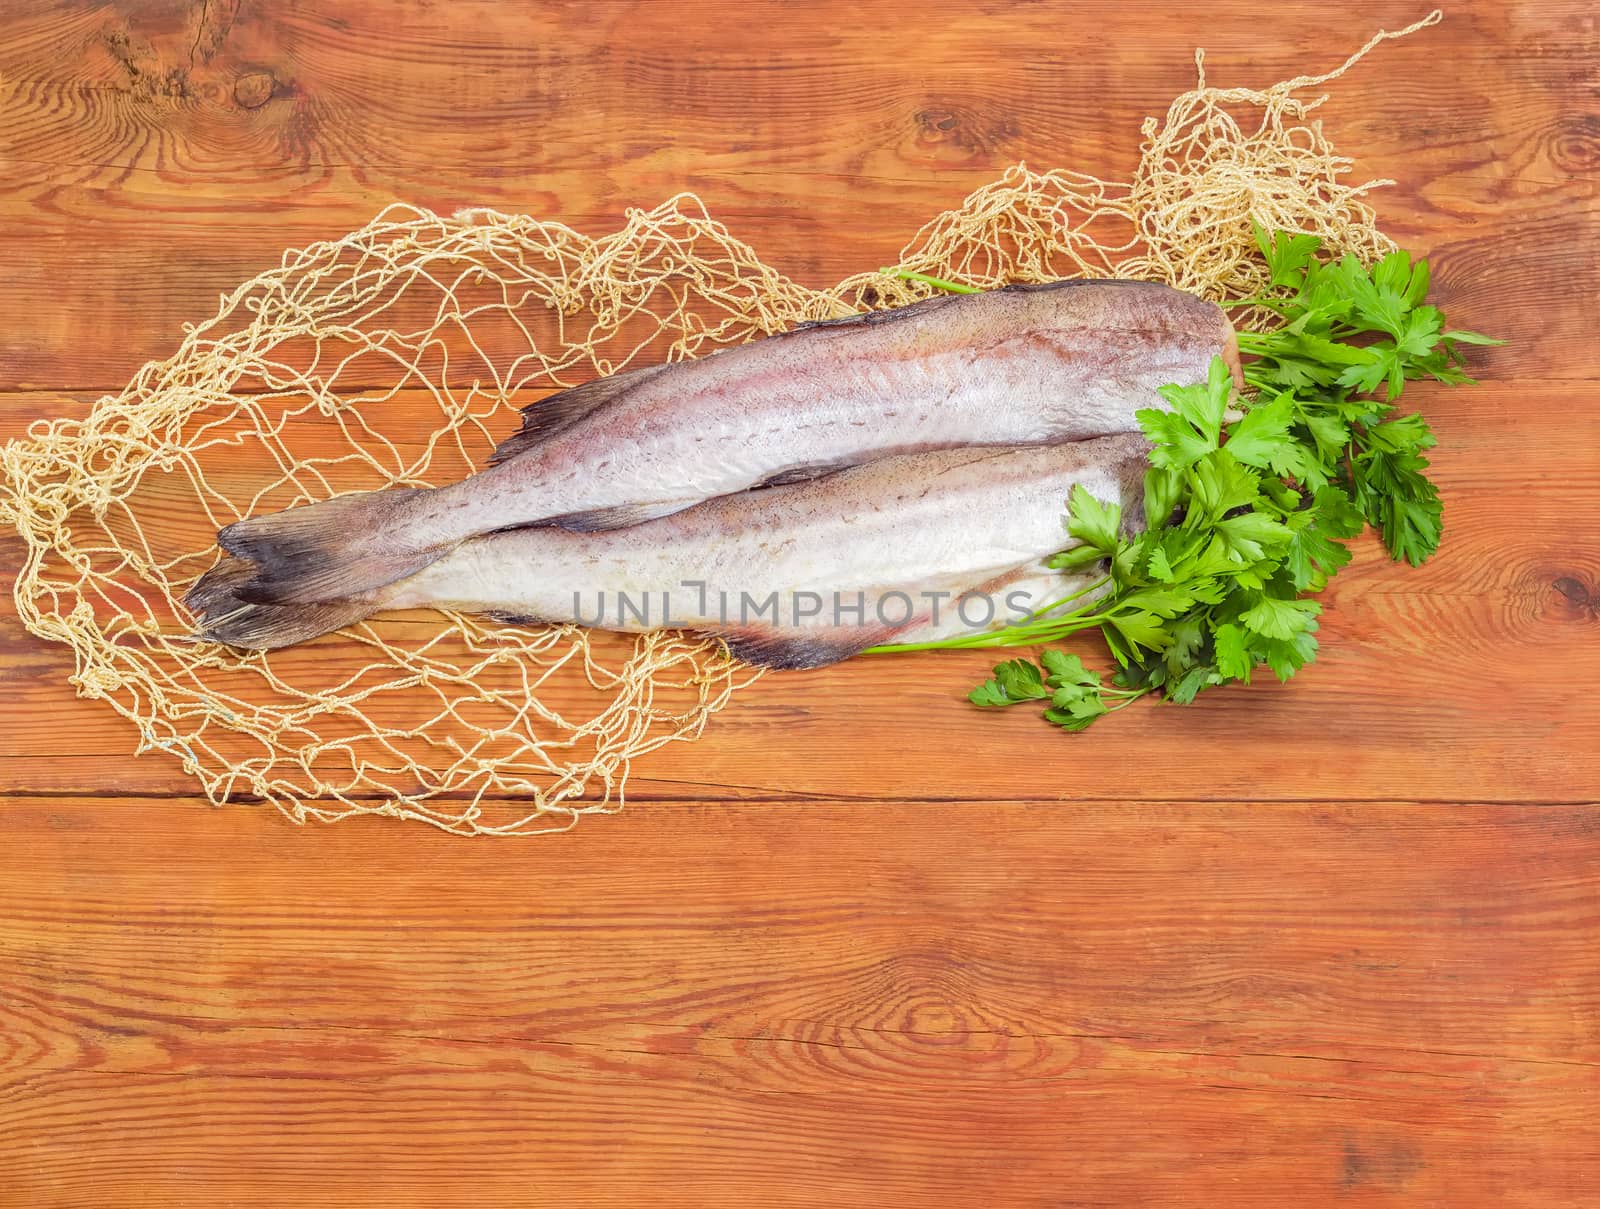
[218,279,1236,605]
[190,432,1150,665]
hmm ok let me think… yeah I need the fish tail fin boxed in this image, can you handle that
[184,558,385,650]
[217,486,446,604]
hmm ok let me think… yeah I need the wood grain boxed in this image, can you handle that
[2,795,1598,1207]
[0,0,1594,390]
[2,383,1595,803]
[2,1,1598,1205]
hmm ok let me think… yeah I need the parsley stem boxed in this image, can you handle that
[864,603,1117,655]
[863,574,1116,655]
[1031,573,1113,614]
[878,268,983,295]
[1233,332,1281,352]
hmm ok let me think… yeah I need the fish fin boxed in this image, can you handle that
[217,486,444,605]
[185,558,382,650]
[788,292,963,333]
[751,463,849,489]
[183,556,259,617]
[711,623,903,670]
[484,609,546,627]
[544,500,694,532]
[488,362,670,467]
[995,278,1119,294]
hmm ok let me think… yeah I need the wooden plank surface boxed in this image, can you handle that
[2,796,1597,1207]
[4,382,1597,804]
[0,0,1594,388]
[2,1,1598,1205]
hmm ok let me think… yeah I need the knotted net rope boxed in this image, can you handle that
[0,14,1440,834]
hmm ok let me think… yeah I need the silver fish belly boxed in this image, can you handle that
[190,432,1149,666]
[216,280,1233,605]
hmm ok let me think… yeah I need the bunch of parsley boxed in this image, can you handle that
[876,226,1498,732]
[1234,226,1498,564]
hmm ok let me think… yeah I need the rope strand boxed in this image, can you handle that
[0,18,1440,834]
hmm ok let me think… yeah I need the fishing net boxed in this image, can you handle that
[0,13,1440,835]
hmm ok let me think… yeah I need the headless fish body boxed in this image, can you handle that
[189,433,1149,666]
[217,281,1235,605]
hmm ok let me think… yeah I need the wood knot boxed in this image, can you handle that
[232,71,276,110]
[916,108,961,134]
[912,102,1019,157]
[1553,575,1595,611]
[1548,113,1600,176]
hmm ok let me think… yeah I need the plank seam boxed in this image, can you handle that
[1,790,1595,807]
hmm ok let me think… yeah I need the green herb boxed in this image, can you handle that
[870,229,1499,732]
[879,268,982,295]
[969,650,1145,731]
[887,358,1362,718]
[1233,223,1501,565]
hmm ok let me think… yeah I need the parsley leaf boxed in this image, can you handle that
[1065,482,1122,552]
[873,231,1497,733]
[968,658,1050,707]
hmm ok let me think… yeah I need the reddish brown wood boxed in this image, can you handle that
[3,385,1595,804]
[1,795,1597,1207]
[1,2,1597,1205]
[0,1,1593,390]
